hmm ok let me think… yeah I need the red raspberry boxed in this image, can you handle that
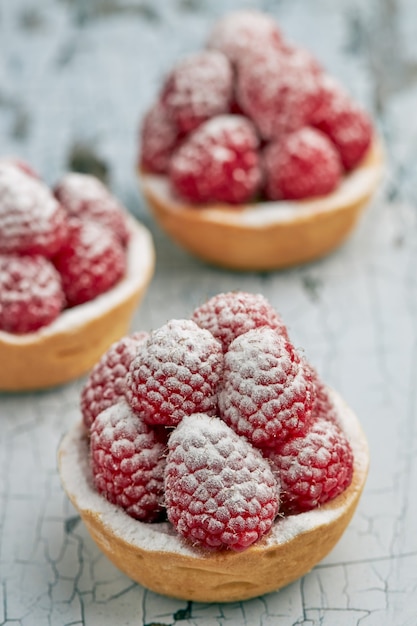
[265,417,353,514]
[218,328,315,449]
[160,50,233,134]
[55,173,130,246]
[307,363,337,422]
[0,254,65,333]
[0,162,68,257]
[0,157,39,178]
[237,46,322,140]
[90,400,166,522]
[206,10,283,66]
[192,291,288,352]
[52,217,126,307]
[311,76,373,170]
[126,319,223,427]
[169,115,262,204]
[165,413,279,550]
[140,101,183,174]
[81,331,149,430]
[263,127,342,200]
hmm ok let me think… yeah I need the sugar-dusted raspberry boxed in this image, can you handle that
[52,217,126,307]
[140,101,183,174]
[169,115,262,205]
[81,331,149,430]
[236,47,322,140]
[311,76,373,170]
[0,162,68,257]
[0,254,65,334]
[165,413,279,551]
[55,172,130,246]
[0,157,39,179]
[307,363,337,422]
[263,127,343,201]
[90,400,167,522]
[126,319,223,427]
[265,417,353,514]
[192,291,288,352]
[160,50,233,134]
[206,9,283,66]
[218,328,315,449]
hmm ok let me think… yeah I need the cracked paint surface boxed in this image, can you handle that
[1,0,417,624]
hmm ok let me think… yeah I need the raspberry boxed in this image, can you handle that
[55,173,130,246]
[218,328,315,449]
[164,413,279,550]
[263,127,342,200]
[192,291,288,352]
[140,101,183,174]
[265,417,353,514]
[81,331,149,430]
[160,50,233,134]
[90,401,166,522]
[52,217,126,307]
[311,76,373,170]
[307,363,337,422]
[0,162,68,257]
[236,47,322,140]
[126,319,223,427]
[0,254,65,333]
[0,157,39,178]
[169,115,262,204]
[206,10,283,66]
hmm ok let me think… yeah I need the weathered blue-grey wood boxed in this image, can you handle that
[1,0,417,624]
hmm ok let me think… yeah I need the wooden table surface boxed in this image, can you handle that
[1,1,416,624]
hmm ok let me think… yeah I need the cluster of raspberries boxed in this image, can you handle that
[81,291,354,552]
[140,10,373,205]
[0,159,130,334]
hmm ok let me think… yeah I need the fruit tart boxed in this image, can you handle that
[0,161,154,391]
[138,10,383,271]
[58,291,369,602]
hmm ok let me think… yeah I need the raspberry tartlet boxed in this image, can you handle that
[58,292,369,602]
[138,10,383,271]
[0,164,154,391]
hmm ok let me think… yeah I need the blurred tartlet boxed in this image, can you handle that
[0,164,154,391]
[138,10,383,270]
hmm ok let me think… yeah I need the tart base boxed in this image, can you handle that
[58,391,369,603]
[0,217,155,392]
[139,136,384,271]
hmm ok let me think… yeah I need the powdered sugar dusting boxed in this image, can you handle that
[141,136,382,225]
[0,215,154,345]
[59,388,368,557]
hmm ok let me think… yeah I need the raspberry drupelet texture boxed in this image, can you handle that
[263,127,343,200]
[0,162,68,257]
[126,319,223,427]
[169,115,262,204]
[192,291,288,352]
[206,9,283,66]
[0,254,65,333]
[265,417,353,515]
[90,401,167,522]
[161,50,233,135]
[81,332,149,430]
[164,413,280,551]
[218,327,315,449]
[55,172,130,246]
[52,217,126,307]
[140,101,183,174]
